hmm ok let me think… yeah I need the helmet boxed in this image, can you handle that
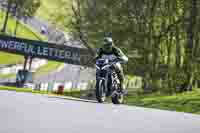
[103,37,113,46]
[103,37,113,52]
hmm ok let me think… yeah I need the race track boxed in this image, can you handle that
[0,90,200,133]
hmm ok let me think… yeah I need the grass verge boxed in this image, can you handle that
[0,73,15,79]
[0,85,85,97]
[0,85,51,94]
[124,89,200,114]
[0,10,46,40]
[35,61,63,77]
[0,51,23,64]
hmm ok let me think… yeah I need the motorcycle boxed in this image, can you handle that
[95,58,124,104]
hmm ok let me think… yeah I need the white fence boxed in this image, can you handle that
[31,80,95,92]
[30,76,142,93]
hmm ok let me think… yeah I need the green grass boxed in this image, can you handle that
[35,61,63,76]
[0,85,32,92]
[0,60,64,79]
[124,89,200,114]
[0,51,24,64]
[0,10,47,65]
[0,10,46,41]
[0,85,84,96]
[0,73,15,79]
[0,85,51,94]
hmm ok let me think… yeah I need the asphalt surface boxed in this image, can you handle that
[0,90,200,133]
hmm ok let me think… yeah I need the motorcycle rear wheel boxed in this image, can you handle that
[111,92,124,104]
[111,81,124,104]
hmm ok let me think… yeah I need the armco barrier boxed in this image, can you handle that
[77,82,88,90]
[31,76,143,94]
[47,83,54,92]
[34,83,41,91]
[0,67,11,74]
[126,77,142,89]
[64,82,73,90]
[42,83,48,91]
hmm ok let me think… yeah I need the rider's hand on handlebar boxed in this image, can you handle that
[112,58,122,63]
[110,60,118,69]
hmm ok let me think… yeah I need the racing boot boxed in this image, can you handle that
[114,63,128,95]
[119,80,128,95]
[118,72,128,95]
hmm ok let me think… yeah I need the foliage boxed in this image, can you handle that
[36,0,72,30]
[3,0,41,18]
[1,0,41,32]
[70,0,200,93]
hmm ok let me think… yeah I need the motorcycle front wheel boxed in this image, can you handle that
[95,79,106,103]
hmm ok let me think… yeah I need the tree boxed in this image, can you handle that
[1,0,41,34]
[184,0,198,91]
[14,0,41,35]
[70,0,200,93]
[1,0,12,33]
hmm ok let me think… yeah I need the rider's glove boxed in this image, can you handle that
[110,62,118,70]
[113,58,123,64]
[112,64,117,70]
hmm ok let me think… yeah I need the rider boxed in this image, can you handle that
[95,37,128,93]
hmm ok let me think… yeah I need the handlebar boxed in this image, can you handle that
[111,58,124,64]
[96,58,123,66]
